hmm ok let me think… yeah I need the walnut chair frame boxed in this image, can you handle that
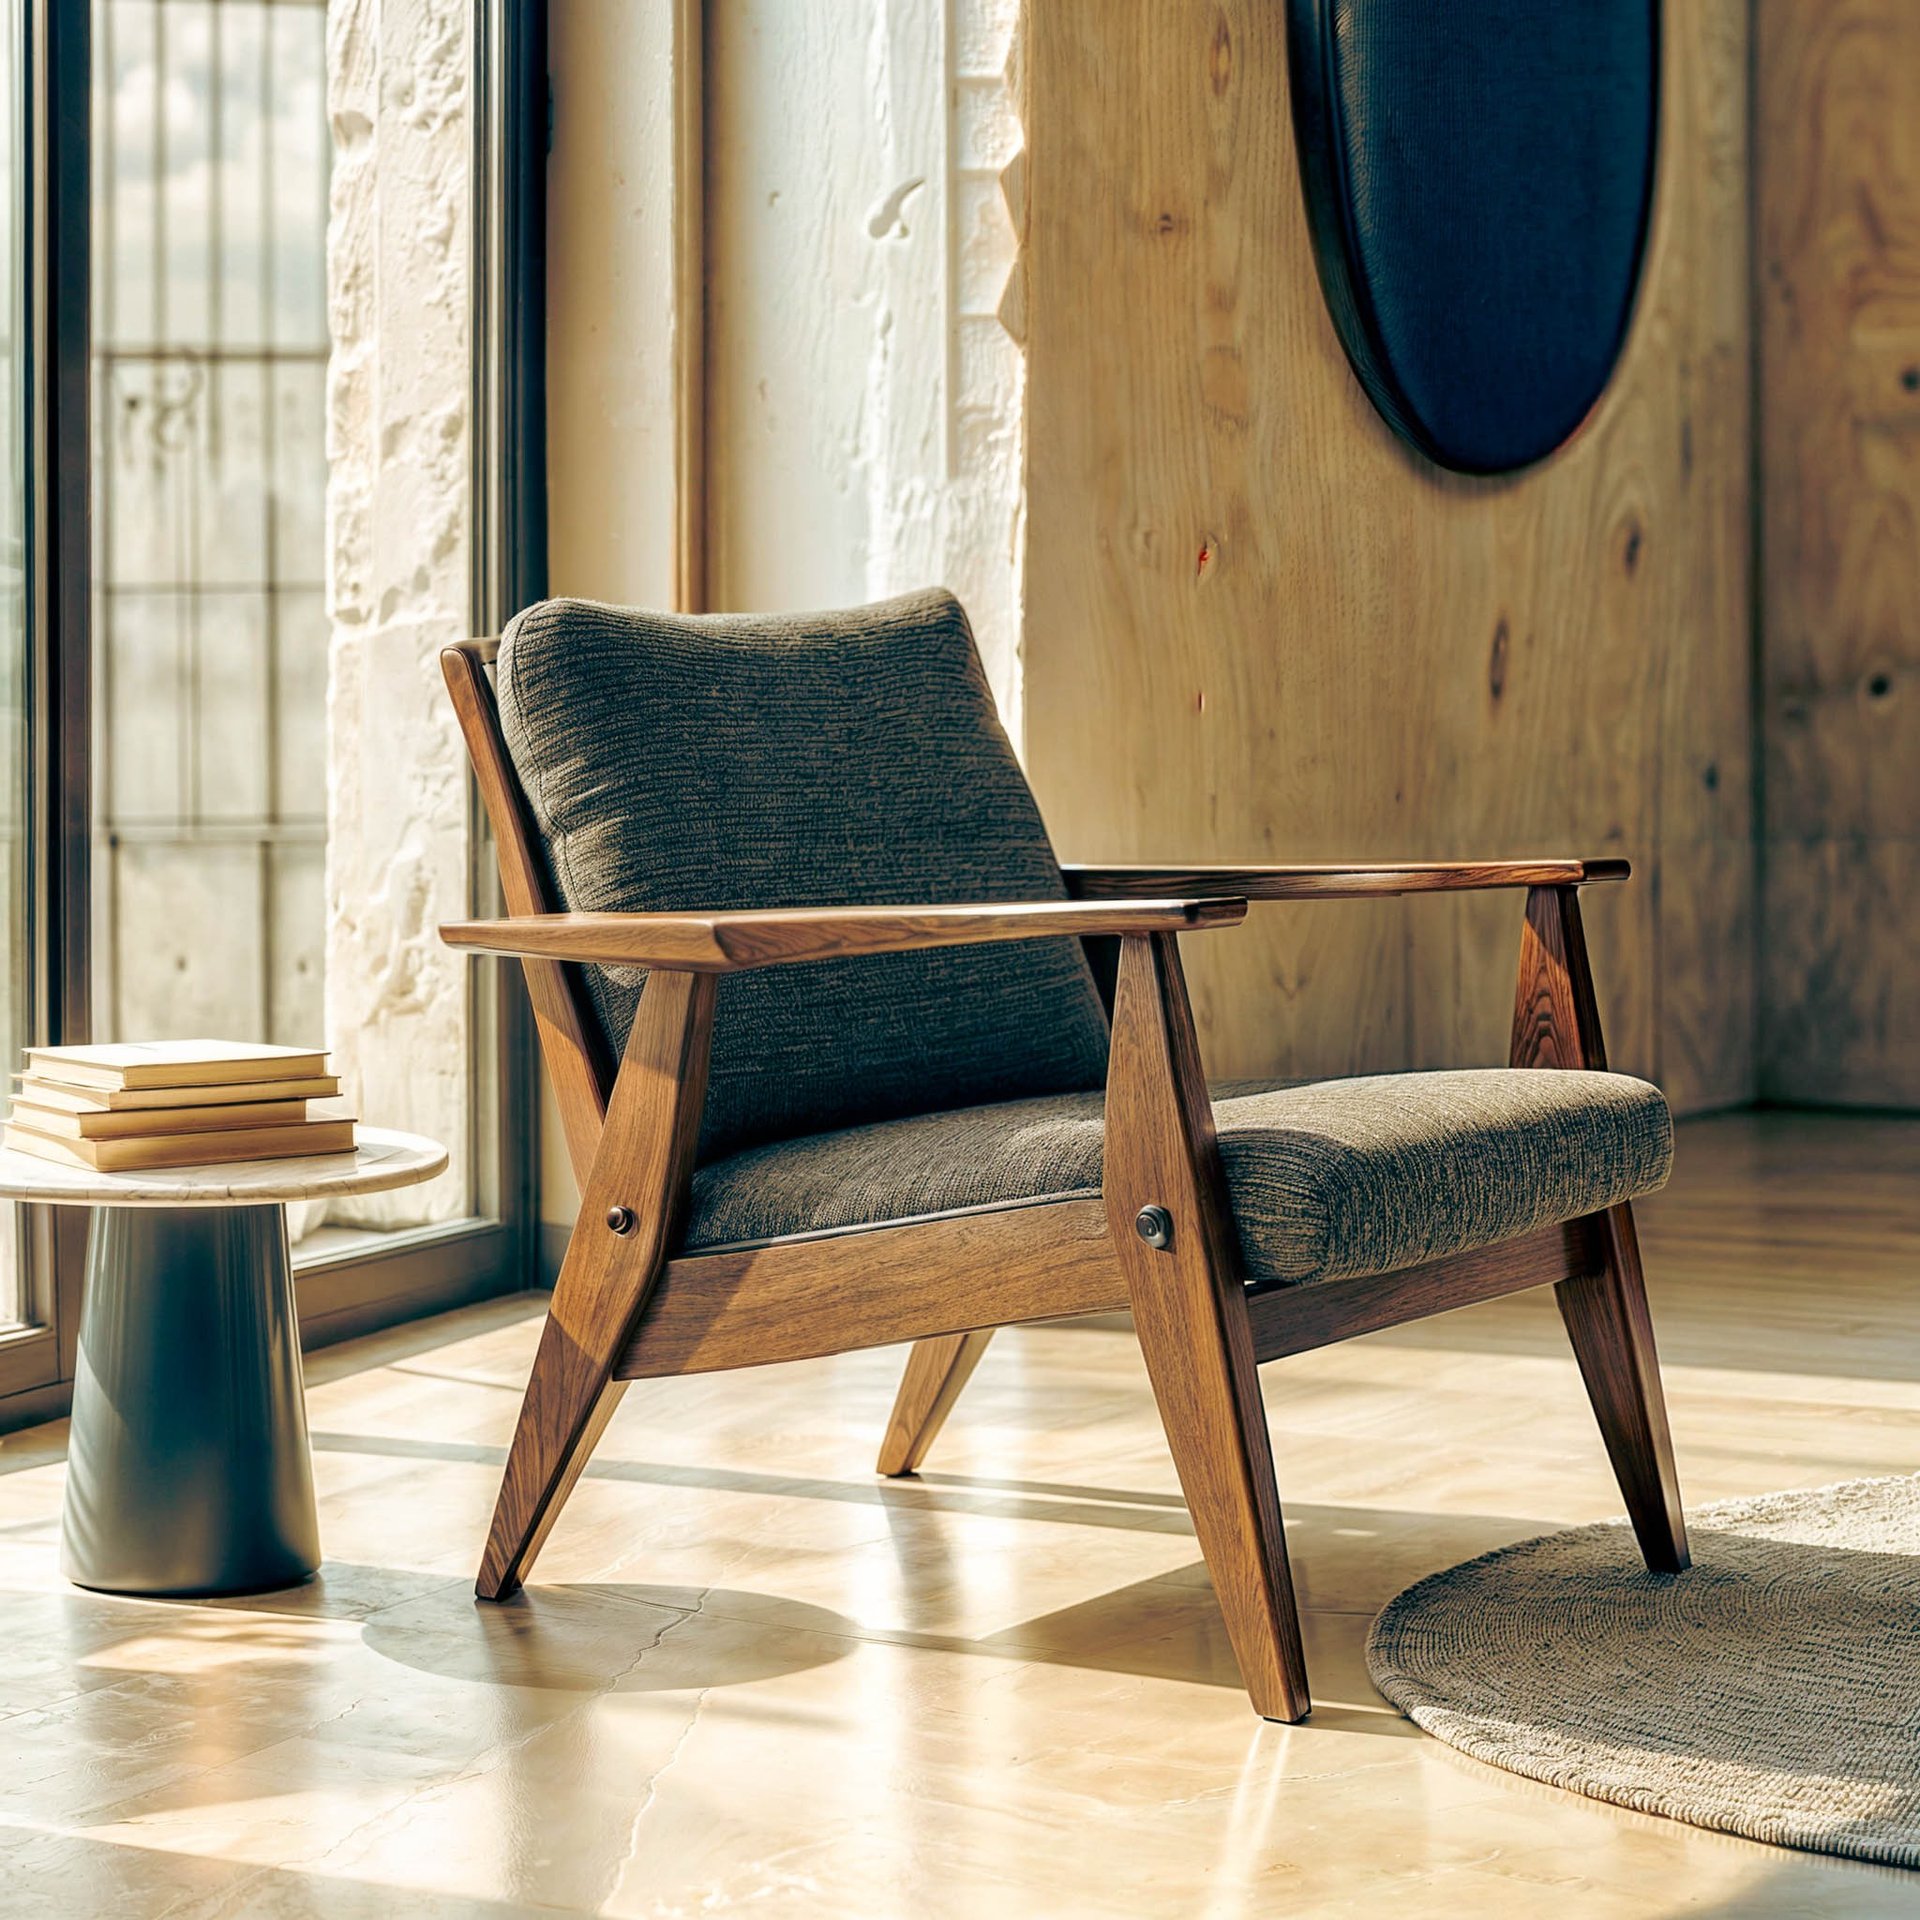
[440,637,1688,1723]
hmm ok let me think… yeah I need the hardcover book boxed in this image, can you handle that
[3,1117,356,1173]
[23,1040,330,1093]
[12,1073,341,1113]
[6,1097,314,1140]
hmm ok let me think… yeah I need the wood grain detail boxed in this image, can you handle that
[1756,0,1920,1105]
[1557,1206,1690,1572]
[477,968,716,1600]
[876,1329,997,1477]
[1511,885,1609,1072]
[1507,882,1689,1573]
[441,640,614,1189]
[1067,860,1629,900]
[1247,1218,1603,1363]
[1104,932,1310,1722]
[1022,1,1754,1115]
[620,1200,1124,1379]
[441,898,1247,971]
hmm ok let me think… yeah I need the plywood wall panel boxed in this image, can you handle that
[1021,0,1753,1114]
[1757,0,1920,1105]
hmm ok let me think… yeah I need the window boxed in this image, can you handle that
[0,0,543,1425]
[91,0,330,1060]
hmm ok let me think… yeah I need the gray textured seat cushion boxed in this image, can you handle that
[497,591,1110,1160]
[682,1068,1674,1286]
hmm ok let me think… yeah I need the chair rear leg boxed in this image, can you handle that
[1557,1203,1689,1573]
[878,1330,994,1476]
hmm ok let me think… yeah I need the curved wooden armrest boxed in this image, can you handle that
[1062,858,1629,900]
[439,898,1247,973]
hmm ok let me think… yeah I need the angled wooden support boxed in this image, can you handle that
[1106,932,1309,1723]
[877,1329,997,1476]
[442,640,611,1187]
[1512,885,1689,1574]
[476,968,716,1600]
[1558,1208,1690,1573]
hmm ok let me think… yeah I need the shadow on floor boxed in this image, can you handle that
[304,1428,1558,1564]
[339,1565,1417,1740]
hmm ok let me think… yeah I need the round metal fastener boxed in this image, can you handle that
[605,1206,636,1236]
[1134,1205,1174,1250]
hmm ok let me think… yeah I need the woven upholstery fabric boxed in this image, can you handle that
[683,1068,1674,1285]
[497,591,1110,1160]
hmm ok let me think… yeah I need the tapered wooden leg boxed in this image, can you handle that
[1107,933,1311,1721]
[1558,1203,1689,1574]
[479,970,716,1601]
[878,1330,994,1476]
[479,1364,628,1601]
[1511,887,1689,1577]
[1131,1270,1310,1721]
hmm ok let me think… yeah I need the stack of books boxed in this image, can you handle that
[4,1041,354,1173]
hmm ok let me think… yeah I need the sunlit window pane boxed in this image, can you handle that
[91,0,345,1250]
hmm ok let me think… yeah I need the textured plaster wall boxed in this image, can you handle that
[704,0,1027,726]
[323,0,472,1226]
[318,3,1034,1241]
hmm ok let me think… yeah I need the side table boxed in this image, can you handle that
[0,1126,447,1596]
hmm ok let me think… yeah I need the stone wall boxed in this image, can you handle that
[322,0,472,1226]
[326,1,1034,1237]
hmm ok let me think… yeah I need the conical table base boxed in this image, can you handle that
[62,1204,321,1596]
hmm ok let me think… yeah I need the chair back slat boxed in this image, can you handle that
[441,638,615,1186]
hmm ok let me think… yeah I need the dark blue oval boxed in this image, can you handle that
[1288,0,1659,475]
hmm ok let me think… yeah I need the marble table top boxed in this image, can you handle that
[0,1125,448,1208]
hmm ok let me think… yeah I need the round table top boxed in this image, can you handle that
[0,1125,449,1208]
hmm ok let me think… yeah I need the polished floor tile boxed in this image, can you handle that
[0,1112,1917,1916]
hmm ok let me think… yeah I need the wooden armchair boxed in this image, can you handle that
[439,591,1686,1723]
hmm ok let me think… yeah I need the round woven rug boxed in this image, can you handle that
[1367,1474,1920,1867]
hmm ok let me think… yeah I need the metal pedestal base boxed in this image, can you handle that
[62,1203,321,1596]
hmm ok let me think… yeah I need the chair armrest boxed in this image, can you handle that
[1062,859,1629,900]
[439,898,1247,973]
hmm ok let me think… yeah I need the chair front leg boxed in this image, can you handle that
[1106,932,1310,1722]
[1512,884,1689,1573]
[478,968,717,1600]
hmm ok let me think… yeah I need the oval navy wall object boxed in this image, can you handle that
[1287,0,1659,476]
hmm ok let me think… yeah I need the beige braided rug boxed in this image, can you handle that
[1367,1474,1920,1866]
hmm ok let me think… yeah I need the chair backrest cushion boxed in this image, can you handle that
[496,590,1111,1162]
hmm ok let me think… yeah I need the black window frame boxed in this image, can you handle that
[0,0,548,1433]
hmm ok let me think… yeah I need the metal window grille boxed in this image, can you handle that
[90,0,330,1046]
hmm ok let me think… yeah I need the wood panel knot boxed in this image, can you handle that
[1208,13,1233,96]
[1488,618,1510,703]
